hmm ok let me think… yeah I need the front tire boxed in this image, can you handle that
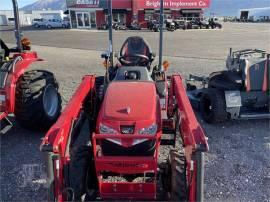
[165,149,188,201]
[199,88,227,123]
[15,70,61,129]
[69,145,98,201]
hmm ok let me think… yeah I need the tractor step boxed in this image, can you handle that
[0,116,13,134]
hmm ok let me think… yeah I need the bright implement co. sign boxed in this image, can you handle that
[139,0,210,9]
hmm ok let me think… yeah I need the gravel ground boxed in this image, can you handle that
[1,23,270,201]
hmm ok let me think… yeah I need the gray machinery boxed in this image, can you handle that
[187,48,270,123]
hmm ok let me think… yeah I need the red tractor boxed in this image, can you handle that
[41,1,208,201]
[0,0,61,133]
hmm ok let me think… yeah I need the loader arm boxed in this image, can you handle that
[169,74,208,152]
[169,74,208,202]
[41,75,95,156]
[40,75,95,202]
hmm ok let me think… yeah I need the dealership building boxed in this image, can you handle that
[66,0,210,29]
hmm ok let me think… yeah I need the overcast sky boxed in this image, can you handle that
[1,0,35,10]
[1,0,269,12]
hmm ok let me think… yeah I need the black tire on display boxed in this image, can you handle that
[199,88,227,123]
[15,70,61,129]
[167,149,188,201]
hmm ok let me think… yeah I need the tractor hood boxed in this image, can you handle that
[100,81,157,122]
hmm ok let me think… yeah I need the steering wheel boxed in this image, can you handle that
[119,54,150,66]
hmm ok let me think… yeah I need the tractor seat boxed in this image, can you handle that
[242,58,269,92]
[119,36,154,67]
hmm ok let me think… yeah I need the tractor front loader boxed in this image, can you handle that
[41,0,208,201]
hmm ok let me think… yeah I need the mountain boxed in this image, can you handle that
[20,0,66,11]
[207,0,270,16]
[20,0,270,16]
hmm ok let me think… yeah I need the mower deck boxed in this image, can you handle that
[186,49,269,123]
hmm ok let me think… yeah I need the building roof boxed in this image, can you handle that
[239,7,270,12]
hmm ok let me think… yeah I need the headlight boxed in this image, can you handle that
[138,124,157,135]
[99,124,117,134]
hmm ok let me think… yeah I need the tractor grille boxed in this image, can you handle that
[120,125,135,134]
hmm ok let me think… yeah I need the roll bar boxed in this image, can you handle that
[107,0,165,70]
[12,0,22,52]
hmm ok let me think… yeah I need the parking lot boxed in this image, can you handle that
[1,23,270,201]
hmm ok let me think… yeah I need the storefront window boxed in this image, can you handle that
[144,10,154,20]
[119,13,125,24]
[84,13,90,27]
[70,10,77,28]
[90,12,96,27]
[112,13,126,24]
[77,13,83,26]
[155,9,172,19]
[113,13,118,22]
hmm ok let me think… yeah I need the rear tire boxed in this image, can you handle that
[199,88,227,123]
[166,149,188,201]
[15,70,61,129]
